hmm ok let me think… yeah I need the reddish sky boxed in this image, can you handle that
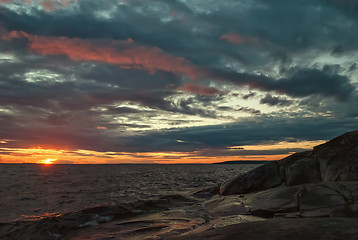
[0,0,357,164]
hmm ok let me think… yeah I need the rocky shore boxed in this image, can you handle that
[178,130,358,240]
[1,131,357,240]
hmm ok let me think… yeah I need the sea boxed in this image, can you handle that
[0,163,259,239]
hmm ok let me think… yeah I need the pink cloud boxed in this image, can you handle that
[220,32,259,45]
[177,83,222,96]
[40,0,57,12]
[2,30,202,79]
[60,0,72,7]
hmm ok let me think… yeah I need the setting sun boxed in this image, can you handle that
[43,158,56,164]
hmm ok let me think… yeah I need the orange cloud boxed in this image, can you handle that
[177,83,222,96]
[0,146,288,164]
[2,30,202,79]
[220,32,259,45]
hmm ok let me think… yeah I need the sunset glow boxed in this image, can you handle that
[0,139,324,164]
[42,158,56,164]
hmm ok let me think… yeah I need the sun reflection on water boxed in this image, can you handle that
[21,212,62,221]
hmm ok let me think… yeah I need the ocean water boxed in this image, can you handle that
[0,163,258,224]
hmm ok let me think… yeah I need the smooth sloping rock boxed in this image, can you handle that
[314,131,358,182]
[345,181,358,200]
[243,185,302,217]
[220,161,282,195]
[283,156,321,186]
[177,215,265,238]
[220,131,358,195]
[299,184,346,211]
[219,182,356,218]
[204,195,248,217]
[169,218,358,240]
[300,206,349,218]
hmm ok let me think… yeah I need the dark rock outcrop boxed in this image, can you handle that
[220,131,358,195]
[208,181,358,219]
[219,161,282,195]
[244,181,358,218]
[168,131,358,239]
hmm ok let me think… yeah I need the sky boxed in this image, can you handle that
[0,0,357,164]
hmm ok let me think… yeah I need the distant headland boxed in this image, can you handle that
[213,160,269,164]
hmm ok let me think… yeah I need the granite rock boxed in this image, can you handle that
[220,131,358,195]
[170,218,358,240]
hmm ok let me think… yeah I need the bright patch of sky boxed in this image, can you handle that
[24,70,69,83]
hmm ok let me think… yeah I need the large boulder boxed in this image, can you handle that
[219,161,282,195]
[220,131,358,195]
[281,152,321,186]
[314,131,358,181]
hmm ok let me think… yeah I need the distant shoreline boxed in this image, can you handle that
[0,161,268,165]
[213,160,268,164]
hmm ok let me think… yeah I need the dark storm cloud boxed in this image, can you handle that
[331,45,345,56]
[0,51,214,117]
[1,1,353,59]
[195,148,309,157]
[217,106,261,116]
[106,107,143,115]
[80,64,182,91]
[323,0,358,20]
[0,54,215,152]
[0,75,216,121]
[46,113,70,126]
[0,2,198,58]
[237,107,261,115]
[1,1,357,101]
[349,63,357,72]
[242,92,256,100]
[260,94,294,107]
[278,68,354,101]
[115,116,358,153]
[2,0,358,64]
[211,66,355,101]
[0,62,221,153]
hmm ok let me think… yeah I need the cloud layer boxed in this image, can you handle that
[0,0,357,163]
